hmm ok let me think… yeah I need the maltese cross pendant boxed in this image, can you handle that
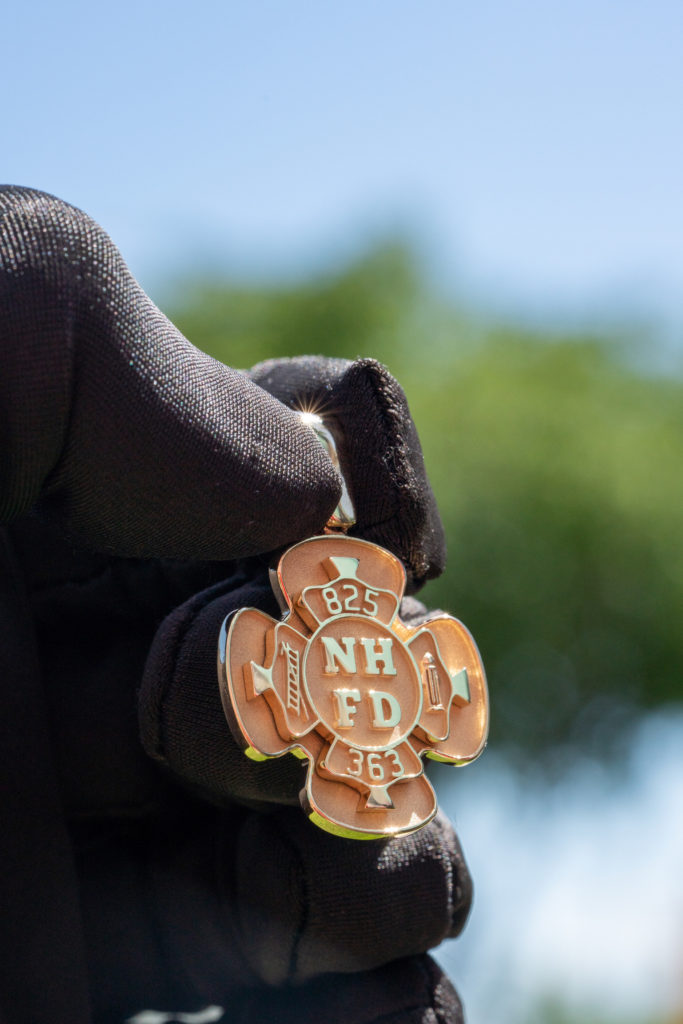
[218,533,488,839]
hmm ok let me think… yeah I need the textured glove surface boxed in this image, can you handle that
[250,355,446,592]
[0,186,340,557]
[0,187,466,1024]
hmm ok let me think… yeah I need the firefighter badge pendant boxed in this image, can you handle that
[218,533,489,839]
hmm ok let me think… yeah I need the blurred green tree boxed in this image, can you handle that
[168,245,683,762]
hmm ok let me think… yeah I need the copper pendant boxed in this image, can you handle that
[218,533,488,838]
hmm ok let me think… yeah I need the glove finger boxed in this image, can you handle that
[74,811,468,1018]
[0,187,340,558]
[232,807,472,986]
[235,955,464,1024]
[249,356,446,592]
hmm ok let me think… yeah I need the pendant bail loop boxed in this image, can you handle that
[297,410,356,532]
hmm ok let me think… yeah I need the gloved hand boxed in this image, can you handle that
[0,187,472,1024]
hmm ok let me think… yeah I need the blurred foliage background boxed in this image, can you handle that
[169,242,683,770]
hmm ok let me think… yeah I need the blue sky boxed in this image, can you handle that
[4,0,683,331]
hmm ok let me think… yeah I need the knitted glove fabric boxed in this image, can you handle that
[0,186,340,556]
[249,355,446,592]
[0,187,467,1024]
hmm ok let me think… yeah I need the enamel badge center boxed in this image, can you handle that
[218,535,488,838]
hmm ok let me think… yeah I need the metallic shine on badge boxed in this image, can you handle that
[217,415,489,839]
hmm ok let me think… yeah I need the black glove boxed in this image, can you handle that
[0,186,468,1024]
